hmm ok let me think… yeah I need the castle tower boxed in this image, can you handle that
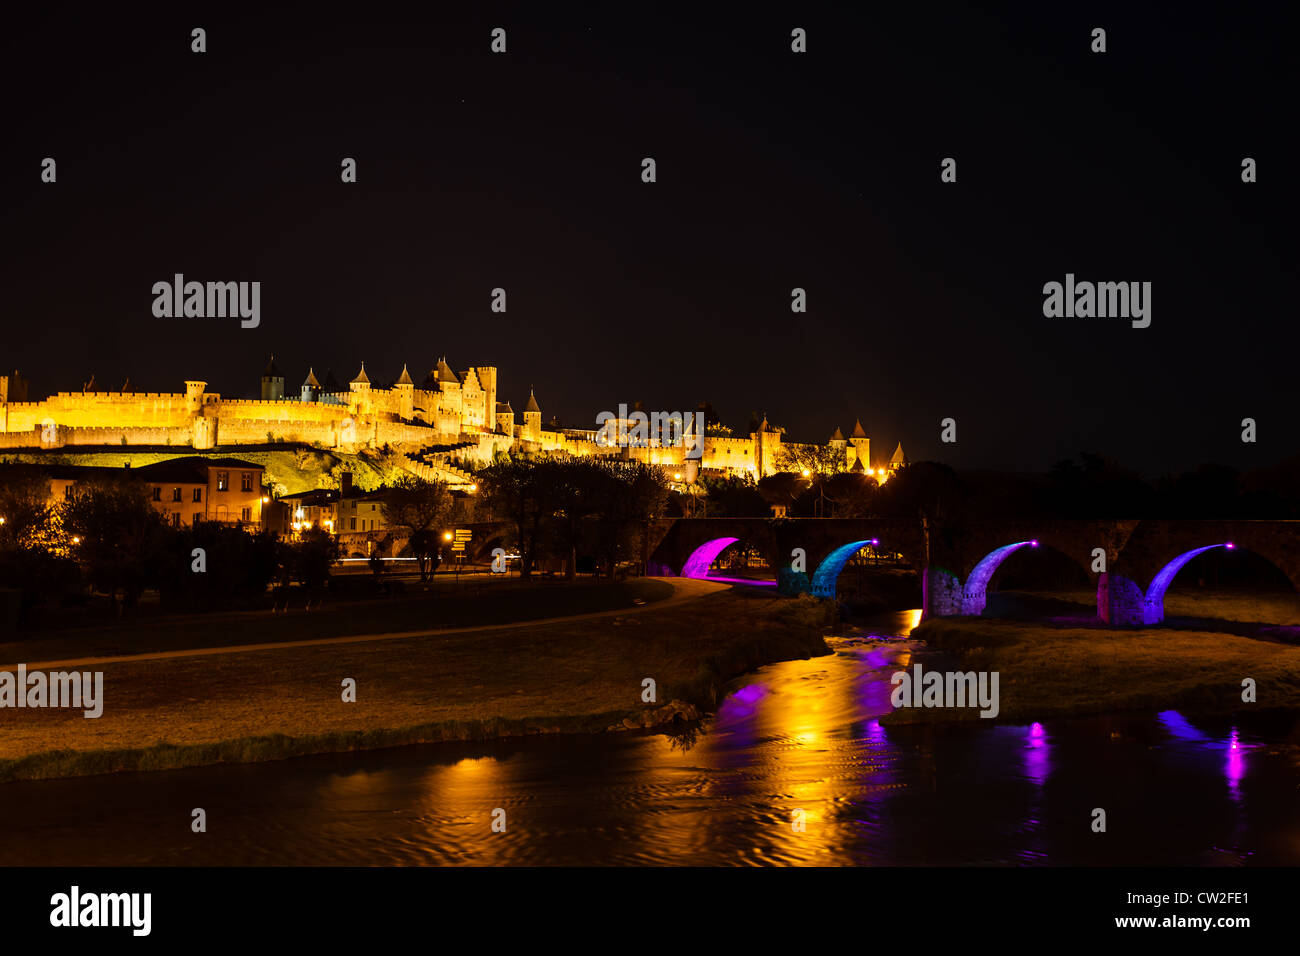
[301,367,320,403]
[184,380,207,415]
[495,400,515,435]
[0,370,28,404]
[261,355,285,401]
[523,388,542,442]
[476,366,498,432]
[394,363,415,419]
[349,363,371,416]
[849,419,870,472]
[889,441,906,473]
[754,416,781,479]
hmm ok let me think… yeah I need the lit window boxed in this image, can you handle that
[217,472,229,491]
[241,473,253,492]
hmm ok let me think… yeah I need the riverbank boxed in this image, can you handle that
[0,583,836,782]
[889,616,1300,724]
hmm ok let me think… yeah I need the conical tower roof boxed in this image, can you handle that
[434,358,459,384]
[851,418,867,439]
[524,388,540,413]
[830,425,845,442]
[395,363,414,386]
[890,442,906,464]
[120,377,134,393]
[263,354,282,378]
[351,362,370,385]
[851,456,865,473]
[303,367,320,388]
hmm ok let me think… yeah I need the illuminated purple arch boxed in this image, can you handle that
[961,540,1037,615]
[1141,543,1233,624]
[681,536,740,578]
[811,539,878,598]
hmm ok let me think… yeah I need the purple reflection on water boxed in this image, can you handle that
[1023,721,1050,786]
[716,682,768,726]
[1226,728,1245,802]
[1158,710,1251,801]
[1157,709,1208,741]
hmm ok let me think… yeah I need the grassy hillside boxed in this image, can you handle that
[1,445,410,495]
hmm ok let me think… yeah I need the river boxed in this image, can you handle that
[3,610,1298,865]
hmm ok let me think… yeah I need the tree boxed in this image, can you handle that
[824,472,879,518]
[289,527,340,590]
[59,477,170,611]
[776,443,848,475]
[582,460,669,578]
[381,474,453,582]
[699,474,767,517]
[478,459,554,580]
[0,464,58,552]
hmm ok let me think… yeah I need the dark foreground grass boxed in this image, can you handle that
[0,577,675,663]
[896,616,1300,724]
[0,586,836,781]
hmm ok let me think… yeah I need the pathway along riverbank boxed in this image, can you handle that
[0,580,836,782]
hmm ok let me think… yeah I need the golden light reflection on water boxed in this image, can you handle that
[5,606,1296,866]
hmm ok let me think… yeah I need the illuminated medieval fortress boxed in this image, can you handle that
[0,360,903,487]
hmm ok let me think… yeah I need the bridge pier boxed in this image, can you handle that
[922,567,964,619]
[1097,573,1148,625]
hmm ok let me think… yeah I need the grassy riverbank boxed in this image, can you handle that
[0,577,678,663]
[894,615,1300,724]
[0,584,836,782]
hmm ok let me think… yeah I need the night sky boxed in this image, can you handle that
[2,3,1290,474]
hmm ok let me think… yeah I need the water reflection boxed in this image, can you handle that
[1157,709,1259,803]
[1,611,1297,866]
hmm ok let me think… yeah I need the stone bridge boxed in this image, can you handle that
[645,517,1300,627]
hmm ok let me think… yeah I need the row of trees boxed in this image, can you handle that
[0,466,340,619]
[475,458,668,579]
[656,452,1300,523]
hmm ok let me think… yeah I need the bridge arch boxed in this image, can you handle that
[1137,541,1235,625]
[961,540,1039,615]
[681,536,741,578]
[811,538,879,599]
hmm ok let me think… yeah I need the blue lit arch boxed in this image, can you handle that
[811,539,878,598]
